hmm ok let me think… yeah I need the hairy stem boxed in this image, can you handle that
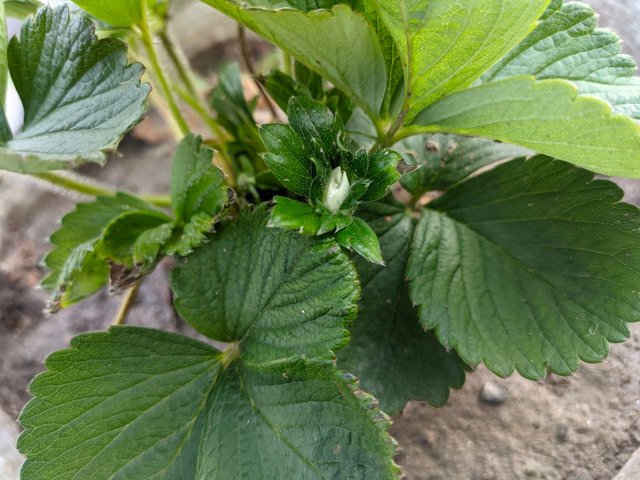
[113,281,142,325]
[34,171,172,207]
[238,25,278,120]
[139,0,190,136]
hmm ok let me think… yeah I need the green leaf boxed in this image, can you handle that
[42,193,157,311]
[0,6,149,174]
[171,134,227,224]
[337,201,466,413]
[482,0,640,120]
[336,216,384,266]
[260,123,313,196]
[373,0,549,120]
[201,1,387,119]
[19,326,398,480]
[97,210,173,268]
[269,196,320,235]
[164,212,216,257]
[288,96,342,161]
[262,70,312,112]
[171,208,360,363]
[5,0,42,19]
[397,134,531,194]
[71,0,166,27]
[349,149,401,202]
[411,76,640,178]
[408,156,640,379]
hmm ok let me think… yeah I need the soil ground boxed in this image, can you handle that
[1,1,640,479]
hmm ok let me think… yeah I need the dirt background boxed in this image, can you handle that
[1,1,640,479]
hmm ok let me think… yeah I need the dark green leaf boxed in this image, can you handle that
[165,212,215,257]
[262,70,312,112]
[19,326,398,480]
[482,0,640,120]
[338,201,466,413]
[269,196,320,235]
[349,149,401,202]
[397,134,531,194]
[408,156,640,378]
[336,216,384,266]
[1,6,149,173]
[171,208,359,363]
[288,96,342,161]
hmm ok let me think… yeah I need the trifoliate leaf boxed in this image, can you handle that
[408,156,640,379]
[269,196,320,234]
[482,0,640,120]
[171,208,360,363]
[42,193,159,311]
[336,216,384,266]
[19,326,398,480]
[201,1,387,119]
[411,76,640,178]
[397,134,531,195]
[372,0,549,121]
[338,201,466,413]
[0,6,149,173]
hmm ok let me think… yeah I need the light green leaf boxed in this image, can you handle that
[336,216,384,266]
[411,76,640,177]
[269,196,320,235]
[42,193,158,311]
[397,133,531,194]
[171,208,360,363]
[201,1,387,119]
[482,0,640,120]
[373,0,549,120]
[5,0,42,19]
[408,156,640,378]
[338,201,466,413]
[0,6,149,173]
[164,211,215,257]
[71,0,166,27]
[19,327,398,480]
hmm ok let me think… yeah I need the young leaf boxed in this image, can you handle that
[372,0,549,120]
[71,0,166,27]
[42,193,159,311]
[408,156,640,379]
[269,196,320,235]
[410,76,640,178]
[335,217,384,266]
[171,134,227,224]
[398,134,531,195]
[482,0,640,120]
[19,326,398,480]
[201,1,387,119]
[0,6,149,173]
[337,201,466,413]
[171,208,360,363]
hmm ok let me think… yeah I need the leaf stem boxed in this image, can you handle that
[238,25,279,120]
[113,281,142,325]
[139,0,190,136]
[33,171,172,207]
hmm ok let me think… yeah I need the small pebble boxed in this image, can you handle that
[479,381,507,405]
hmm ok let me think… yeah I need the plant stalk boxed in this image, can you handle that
[33,171,172,207]
[113,281,142,325]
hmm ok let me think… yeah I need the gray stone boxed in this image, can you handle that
[614,447,640,479]
[479,382,507,406]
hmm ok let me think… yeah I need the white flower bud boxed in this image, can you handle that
[323,166,350,213]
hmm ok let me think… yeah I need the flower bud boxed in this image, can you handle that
[323,166,350,213]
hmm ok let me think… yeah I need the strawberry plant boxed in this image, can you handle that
[4,0,640,477]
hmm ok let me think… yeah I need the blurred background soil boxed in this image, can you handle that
[1,1,639,479]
